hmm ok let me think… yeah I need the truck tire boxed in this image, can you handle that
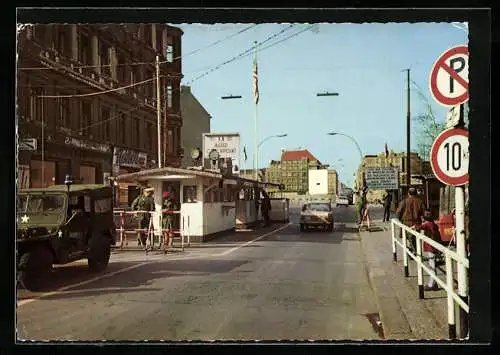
[18,246,53,291]
[87,235,111,273]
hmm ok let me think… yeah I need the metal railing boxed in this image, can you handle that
[113,210,191,253]
[390,218,469,339]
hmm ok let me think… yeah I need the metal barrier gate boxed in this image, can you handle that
[114,210,191,253]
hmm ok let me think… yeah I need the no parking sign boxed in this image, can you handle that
[429,45,469,107]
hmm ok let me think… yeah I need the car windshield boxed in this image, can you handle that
[17,194,66,214]
[306,203,330,212]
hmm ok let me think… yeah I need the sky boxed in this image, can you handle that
[173,22,468,188]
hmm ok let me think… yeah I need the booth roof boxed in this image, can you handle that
[115,166,223,182]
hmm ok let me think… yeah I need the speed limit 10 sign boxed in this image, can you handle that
[430,127,469,186]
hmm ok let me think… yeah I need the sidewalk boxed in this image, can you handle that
[359,209,449,340]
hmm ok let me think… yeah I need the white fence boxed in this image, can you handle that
[390,218,469,339]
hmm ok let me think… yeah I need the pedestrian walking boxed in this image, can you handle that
[420,210,441,291]
[382,190,393,222]
[356,187,368,225]
[161,191,177,250]
[397,187,425,252]
[131,186,155,247]
[261,190,272,227]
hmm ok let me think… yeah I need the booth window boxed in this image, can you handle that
[183,186,197,203]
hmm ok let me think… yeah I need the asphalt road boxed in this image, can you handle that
[16,204,382,341]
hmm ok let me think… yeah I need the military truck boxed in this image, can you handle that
[16,183,116,291]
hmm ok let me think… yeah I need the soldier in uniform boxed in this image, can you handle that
[162,191,177,250]
[131,186,155,246]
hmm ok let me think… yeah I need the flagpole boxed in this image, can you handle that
[253,41,259,181]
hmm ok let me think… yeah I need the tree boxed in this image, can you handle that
[411,80,447,161]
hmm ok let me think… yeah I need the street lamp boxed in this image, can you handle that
[327,132,364,192]
[257,133,288,149]
[221,95,243,100]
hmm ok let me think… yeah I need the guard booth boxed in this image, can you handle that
[114,166,245,243]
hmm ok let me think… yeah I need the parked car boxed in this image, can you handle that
[335,195,349,207]
[300,201,334,232]
[16,183,116,291]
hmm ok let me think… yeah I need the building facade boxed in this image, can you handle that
[327,169,338,196]
[264,149,322,195]
[16,24,183,193]
[180,85,211,168]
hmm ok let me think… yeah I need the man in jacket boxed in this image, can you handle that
[131,187,155,247]
[382,191,393,222]
[397,187,425,251]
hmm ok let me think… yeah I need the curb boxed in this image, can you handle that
[359,228,414,340]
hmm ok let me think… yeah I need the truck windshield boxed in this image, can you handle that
[17,194,66,214]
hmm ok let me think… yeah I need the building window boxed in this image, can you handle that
[30,87,44,122]
[30,160,56,188]
[166,85,172,108]
[146,122,153,150]
[56,26,72,58]
[144,25,152,47]
[117,51,127,84]
[57,96,70,128]
[167,129,173,154]
[166,44,173,63]
[79,165,96,184]
[100,41,111,76]
[155,26,162,52]
[102,106,111,141]
[78,31,92,65]
[81,101,92,136]
[120,112,127,144]
[134,118,140,147]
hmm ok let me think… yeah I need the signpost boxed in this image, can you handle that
[429,45,469,107]
[365,167,399,190]
[19,138,37,151]
[430,126,469,340]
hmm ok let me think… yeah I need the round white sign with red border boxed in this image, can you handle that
[430,127,469,186]
[429,45,469,107]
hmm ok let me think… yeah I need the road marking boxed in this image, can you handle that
[17,261,152,307]
[217,222,292,256]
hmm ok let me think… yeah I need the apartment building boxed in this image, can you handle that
[17,24,183,195]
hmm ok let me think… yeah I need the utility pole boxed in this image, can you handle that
[156,55,162,168]
[405,68,411,191]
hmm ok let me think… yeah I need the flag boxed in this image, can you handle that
[243,146,247,162]
[252,57,259,105]
[385,143,389,158]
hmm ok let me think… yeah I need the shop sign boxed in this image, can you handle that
[64,136,111,154]
[113,147,148,169]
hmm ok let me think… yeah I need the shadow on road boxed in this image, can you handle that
[17,261,142,295]
[20,259,251,301]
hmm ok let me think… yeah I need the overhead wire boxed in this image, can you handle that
[29,24,301,132]
[17,24,258,71]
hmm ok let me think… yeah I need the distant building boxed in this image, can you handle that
[356,151,423,203]
[327,169,338,196]
[264,149,322,195]
[180,85,211,167]
[308,169,329,195]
